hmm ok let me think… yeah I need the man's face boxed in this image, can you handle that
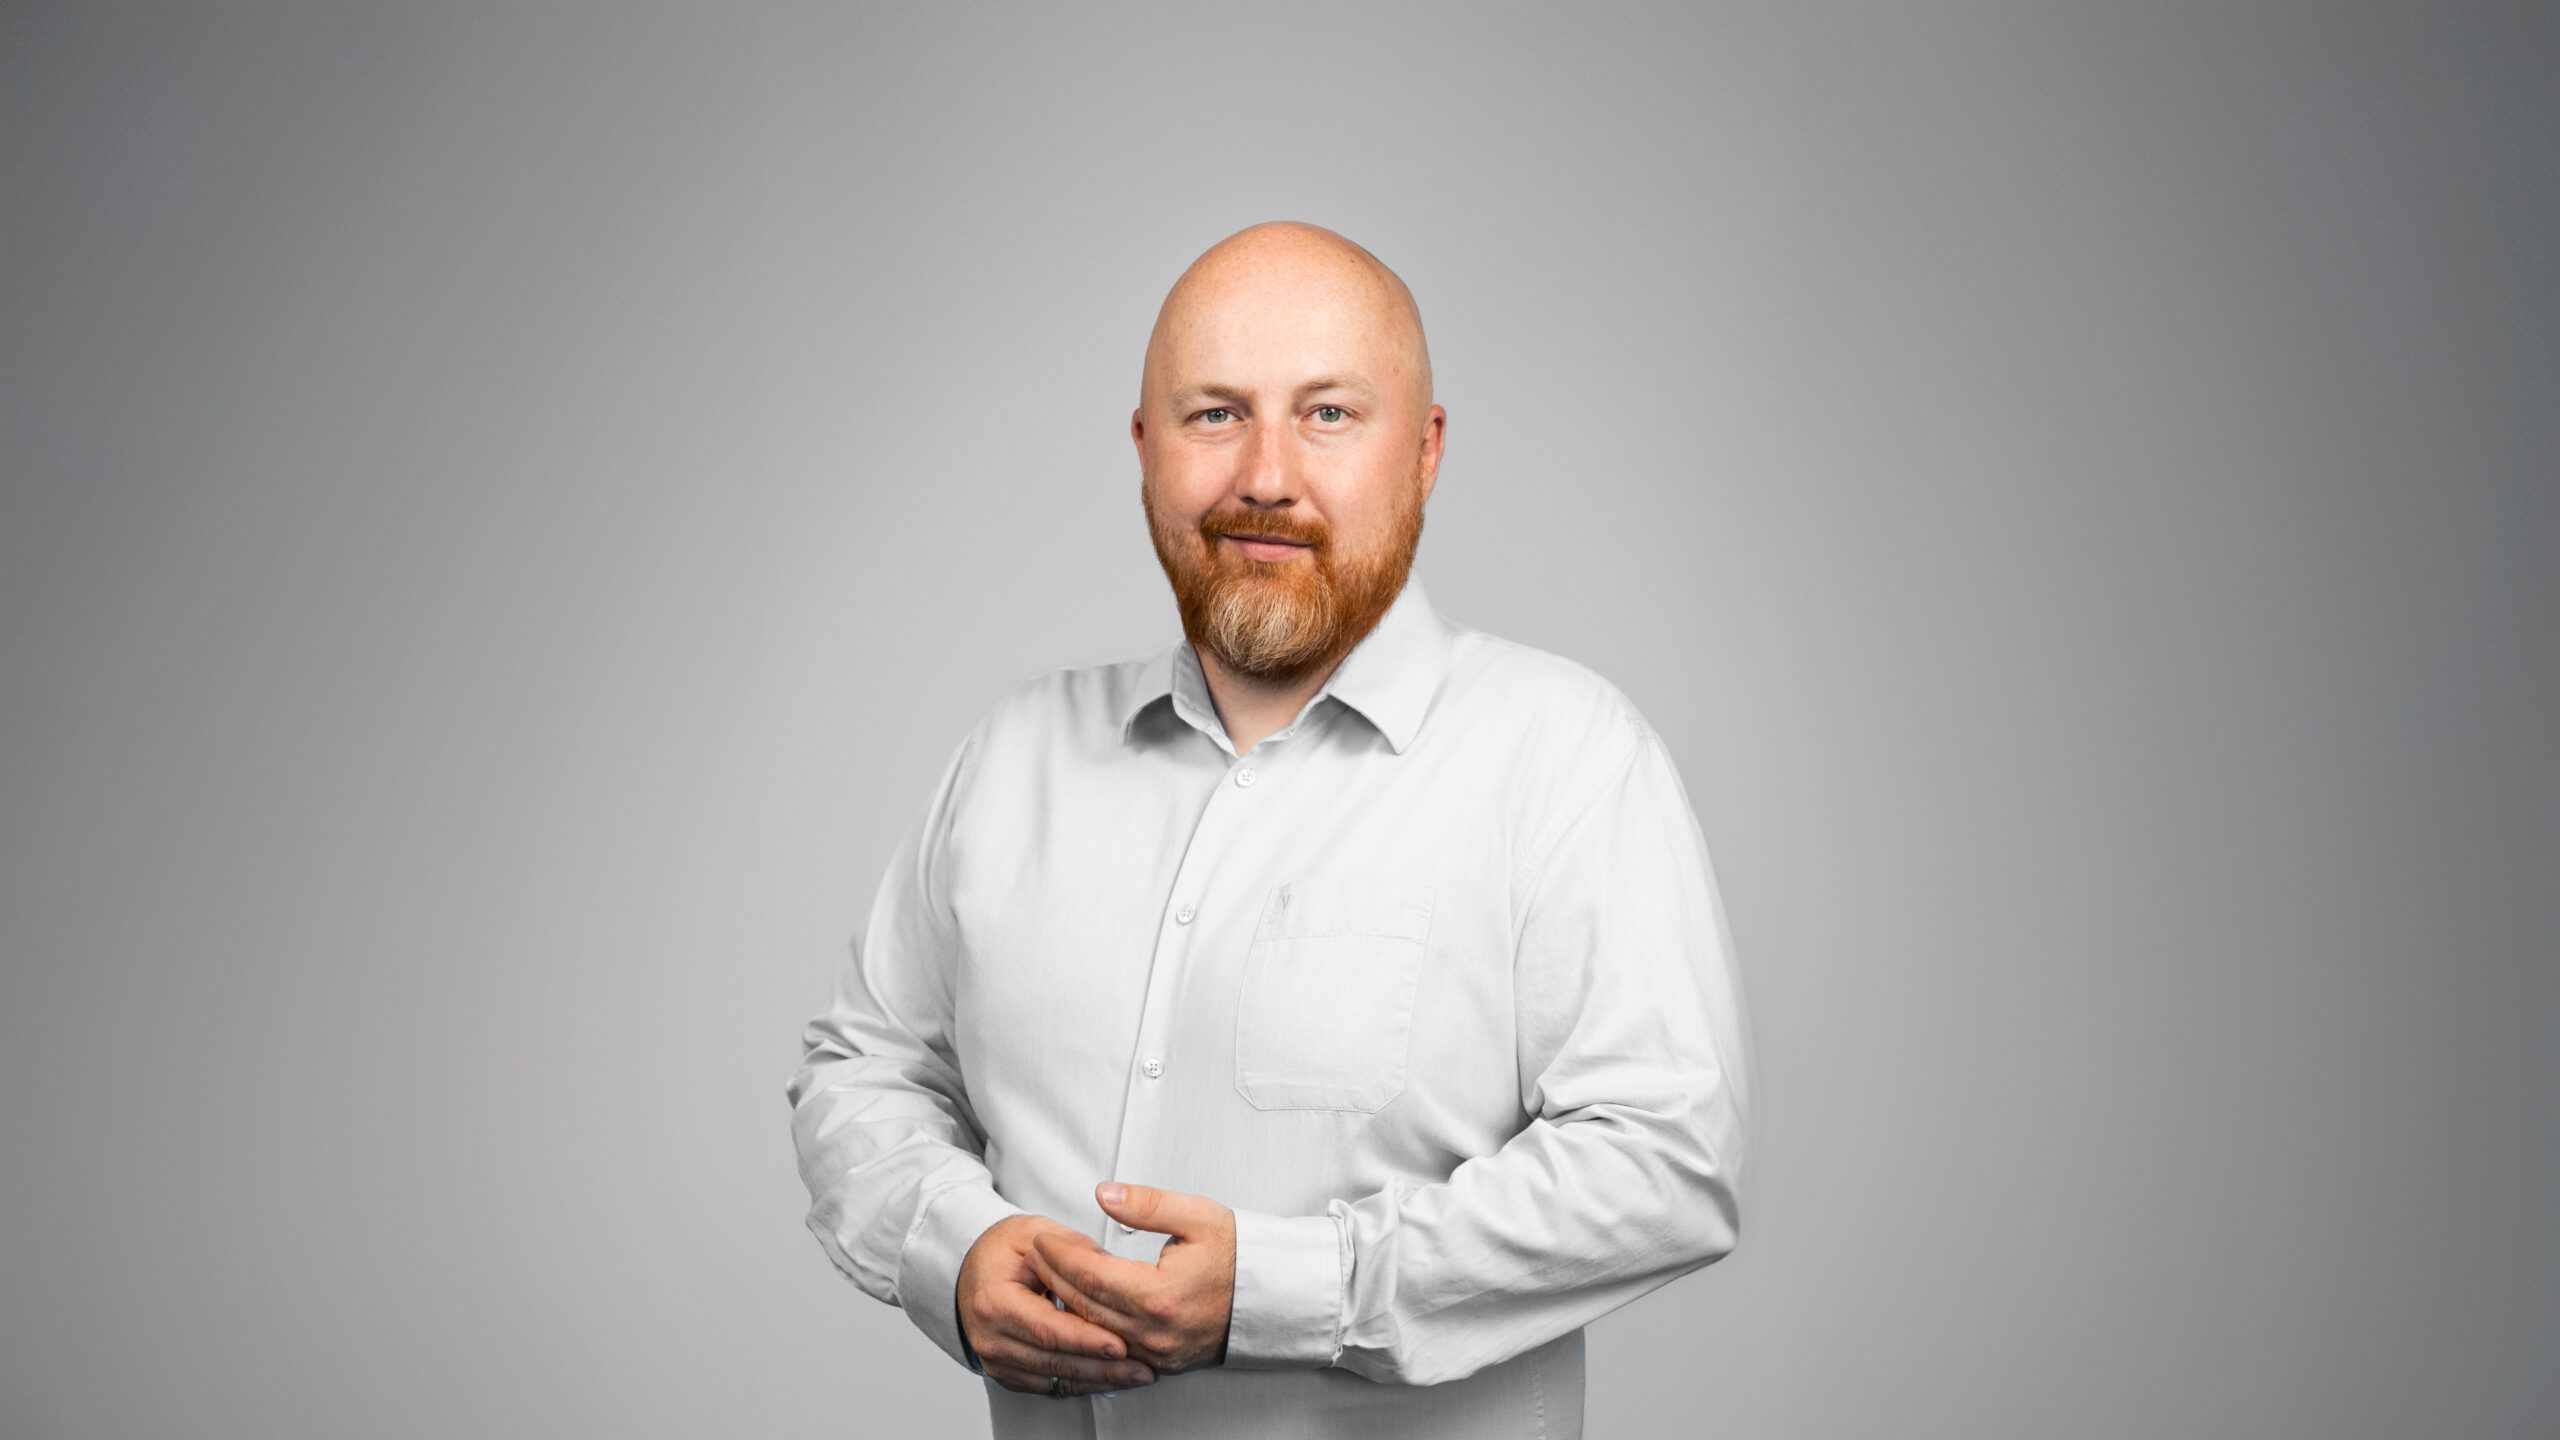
[1136,257,1445,686]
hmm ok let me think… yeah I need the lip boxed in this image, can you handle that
[1221,534,1314,562]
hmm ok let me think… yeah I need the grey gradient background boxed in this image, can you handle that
[3,4,2552,1437]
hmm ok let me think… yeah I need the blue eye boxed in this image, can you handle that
[1312,406,1346,423]
[1200,408,1235,423]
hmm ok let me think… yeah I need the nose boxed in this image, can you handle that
[1236,412,1298,507]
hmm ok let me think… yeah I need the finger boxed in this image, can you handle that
[1031,1232,1164,1323]
[1034,1226,1104,1259]
[1003,1214,1099,1267]
[979,1346,1156,1395]
[984,1278,1128,1360]
[987,1374,1139,1399]
[1025,1234,1115,1307]
[972,1352,1146,1393]
[1054,1378,1130,1398]
[979,1343,1154,1389]
[1097,1181,1226,1240]
[1029,1238,1151,1335]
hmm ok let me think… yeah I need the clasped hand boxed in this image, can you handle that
[956,1182,1236,1397]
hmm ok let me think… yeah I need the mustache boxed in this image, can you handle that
[1198,508,1329,551]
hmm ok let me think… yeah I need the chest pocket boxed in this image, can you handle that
[1234,877,1436,1113]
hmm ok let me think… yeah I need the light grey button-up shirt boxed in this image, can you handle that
[789,581,1752,1440]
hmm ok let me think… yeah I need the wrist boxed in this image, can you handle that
[900,1185,1025,1371]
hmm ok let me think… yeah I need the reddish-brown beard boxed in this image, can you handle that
[1145,482,1425,688]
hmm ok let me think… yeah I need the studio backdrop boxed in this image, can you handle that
[2,4,2551,1437]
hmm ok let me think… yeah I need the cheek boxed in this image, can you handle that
[1147,449,1234,518]
[1303,467,1409,550]
[1142,466,1192,517]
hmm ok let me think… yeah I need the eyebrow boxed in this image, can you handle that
[1169,377,1379,411]
[1176,384,1253,406]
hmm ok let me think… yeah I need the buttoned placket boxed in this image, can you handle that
[1089,703,1339,1425]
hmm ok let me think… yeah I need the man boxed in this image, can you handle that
[789,223,1752,1439]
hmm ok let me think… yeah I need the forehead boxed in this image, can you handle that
[1150,264,1417,393]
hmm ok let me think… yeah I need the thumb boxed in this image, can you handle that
[1097,1181,1224,1239]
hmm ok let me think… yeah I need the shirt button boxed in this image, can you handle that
[1142,1057,1163,1078]
[1235,766,1257,787]
[1175,903,1196,924]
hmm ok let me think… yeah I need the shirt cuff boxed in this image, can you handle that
[897,1183,1025,1370]
[1223,1207,1347,1368]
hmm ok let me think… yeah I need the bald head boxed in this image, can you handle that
[1141,223,1432,414]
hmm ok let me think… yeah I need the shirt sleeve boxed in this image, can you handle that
[786,728,1023,1370]
[1223,728,1755,1385]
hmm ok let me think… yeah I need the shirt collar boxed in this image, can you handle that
[1316,578,1449,753]
[1117,578,1452,754]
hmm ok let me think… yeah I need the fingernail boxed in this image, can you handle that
[1097,1182,1127,1207]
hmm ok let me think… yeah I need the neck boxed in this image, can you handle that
[1195,648,1341,757]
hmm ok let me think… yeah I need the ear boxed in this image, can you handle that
[1130,407,1147,460]
[1415,404,1447,504]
